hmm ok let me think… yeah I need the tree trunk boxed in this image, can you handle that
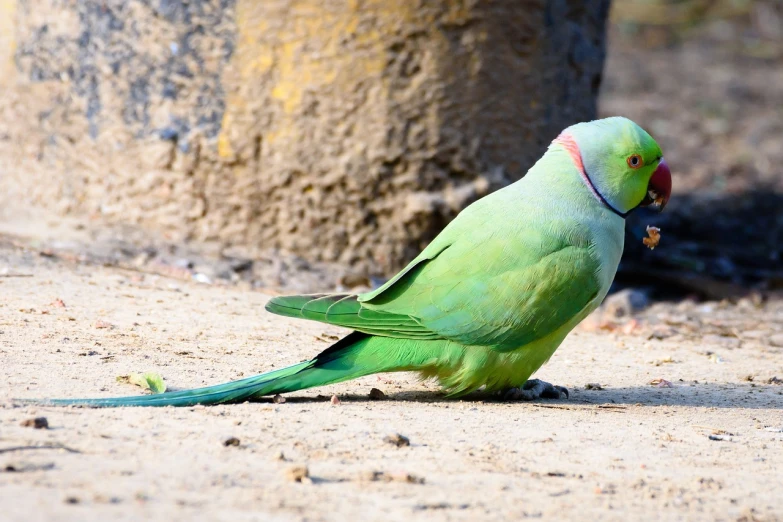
[0,0,611,274]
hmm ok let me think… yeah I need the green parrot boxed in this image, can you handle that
[23,116,671,407]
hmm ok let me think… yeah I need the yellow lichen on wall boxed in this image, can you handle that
[218,0,417,156]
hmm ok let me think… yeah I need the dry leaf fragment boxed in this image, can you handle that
[621,319,641,335]
[116,372,166,394]
[651,356,677,366]
[643,226,661,250]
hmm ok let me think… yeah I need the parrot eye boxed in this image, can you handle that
[627,154,644,169]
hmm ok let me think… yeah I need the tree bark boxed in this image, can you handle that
[0,0,611,274]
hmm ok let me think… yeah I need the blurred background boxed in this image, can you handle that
[604,0,783,301]
[0,0,780,300]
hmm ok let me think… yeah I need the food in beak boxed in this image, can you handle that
[641,159,672,211]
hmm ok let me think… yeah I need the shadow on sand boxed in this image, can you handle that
[257,381,782,410]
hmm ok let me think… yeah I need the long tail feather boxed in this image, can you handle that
[18,332,383,408]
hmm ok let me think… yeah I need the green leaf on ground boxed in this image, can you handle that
[117,372,167,394]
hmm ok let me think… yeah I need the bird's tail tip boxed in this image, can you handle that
[14,361,314,408]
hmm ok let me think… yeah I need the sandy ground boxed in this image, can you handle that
[1,241,782,522]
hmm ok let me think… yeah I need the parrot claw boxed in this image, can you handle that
[502,379,569,401]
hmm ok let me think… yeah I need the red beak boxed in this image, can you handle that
[641,158,672,211]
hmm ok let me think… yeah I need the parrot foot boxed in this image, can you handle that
[502,379,569,401]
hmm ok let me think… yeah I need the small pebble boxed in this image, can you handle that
[223,437,240,447]
[369,388,386,400]
[21,417,49,429]
[330,395,341,405]
[272,394,286,404]
[702,335,741,349]
[769,334,783,348]
[193,273,212,284]
[360,470,424,484]
[285,465,310,483]
[384,433,410,447]
[602,289,650,318]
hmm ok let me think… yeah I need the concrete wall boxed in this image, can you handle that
[0,0,610,274]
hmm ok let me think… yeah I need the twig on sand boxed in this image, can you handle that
[0,443,81,454]
[529,404,577,410]
[529,403,628,412]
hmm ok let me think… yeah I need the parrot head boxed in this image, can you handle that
[554,117,672,217]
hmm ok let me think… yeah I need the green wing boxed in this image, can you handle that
[265,292,441,339]
[265,233,454,339]
[362,232,601,350]
[267,232,601,352]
